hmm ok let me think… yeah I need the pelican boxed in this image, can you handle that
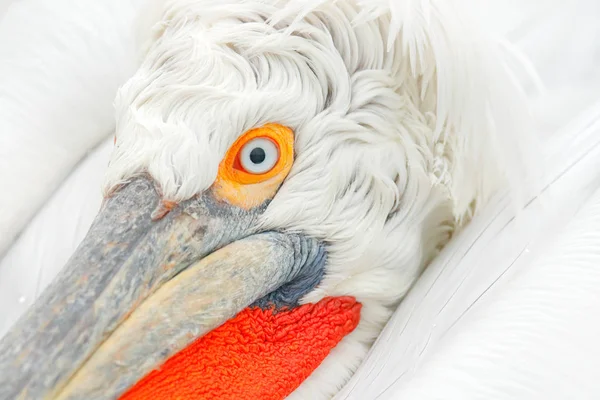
[2,0,600,399]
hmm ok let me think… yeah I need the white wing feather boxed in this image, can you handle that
[0,0,142,256]
[0,0,14,21]
[336,1,600,398]
[336,102,600,399]
[0,139,111,338]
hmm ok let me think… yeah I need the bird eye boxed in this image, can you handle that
[213,123,294,209]
[238,138,279,175]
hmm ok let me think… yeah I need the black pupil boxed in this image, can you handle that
[249,147,266,164]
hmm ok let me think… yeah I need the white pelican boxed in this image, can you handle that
[1,0,600,399]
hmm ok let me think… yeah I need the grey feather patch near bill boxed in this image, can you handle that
[252,238,326,310]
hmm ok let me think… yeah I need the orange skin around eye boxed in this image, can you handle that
[211,123,294,209]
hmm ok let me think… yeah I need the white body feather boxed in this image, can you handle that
[1,1,599,399]
[0,0,142,256]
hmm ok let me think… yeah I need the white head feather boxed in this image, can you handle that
[104,0,539,397]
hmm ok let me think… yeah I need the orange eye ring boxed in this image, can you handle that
[212,124,294,209]
[218,123,294,186]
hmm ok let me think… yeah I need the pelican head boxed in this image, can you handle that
[0,1,535,399]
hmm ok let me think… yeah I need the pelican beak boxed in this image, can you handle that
[0,177,325,400]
